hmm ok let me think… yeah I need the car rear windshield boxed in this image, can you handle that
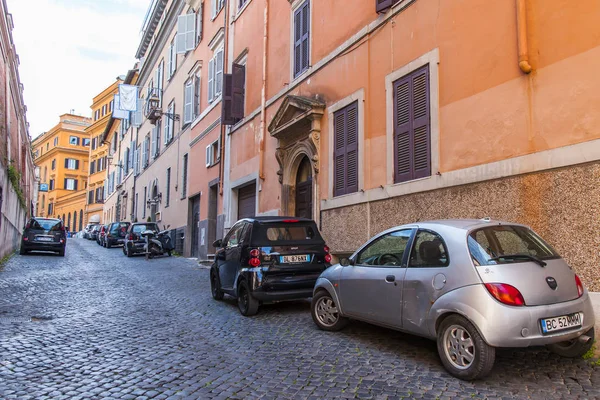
[111,222,130,233]
[31,219,61,231]
[254,222,324,245]
[132,224,158,234]
[468,225,559,266]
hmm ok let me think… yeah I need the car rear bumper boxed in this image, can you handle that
[242,267,319,303]
[430,285,596,348]
[22,242,64,252]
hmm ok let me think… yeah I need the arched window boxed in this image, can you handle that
[79,210,83,231]
[41,195,45,211]
[67,213,71,230]
[73,212,77,233]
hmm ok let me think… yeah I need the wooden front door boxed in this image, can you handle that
[295,178,312,219]
[191,196,200,258]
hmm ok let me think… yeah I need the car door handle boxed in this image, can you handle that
[385,275,395,283]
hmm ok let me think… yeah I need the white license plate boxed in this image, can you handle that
[541,312,583,334]
[36,237,53,242]
[280,254,310,263]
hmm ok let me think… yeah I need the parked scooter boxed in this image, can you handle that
[141,229,175,260]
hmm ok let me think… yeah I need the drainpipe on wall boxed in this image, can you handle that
[258,0,269,182]
[516,0,532,74]
[219,0,231,196]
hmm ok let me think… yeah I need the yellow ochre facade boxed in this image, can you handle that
[32,114,91,232]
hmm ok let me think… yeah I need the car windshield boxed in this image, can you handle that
[132,224,158,234]
[31,219,61,231]
[468,225,559,266]
[252,222,324,245]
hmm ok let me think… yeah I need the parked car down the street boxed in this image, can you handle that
[310,219,596,381]
[210,217,332,316]
[104,222,131,248]
[123,222,160,257]
[89,224,101,241]
[82,223,98,239]
[19,217,67,256]
[97,224,108,246]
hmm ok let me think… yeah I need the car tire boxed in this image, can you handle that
[58,249,65,257]
[122,246,127,256]
[311,290,349,332]
[168,250,172,257]
[210,269,224,301]
[237,281,259,316]
[19,246,27,255]
[546,327,595,358]
[437,314,495,381]
[126,246,133,258]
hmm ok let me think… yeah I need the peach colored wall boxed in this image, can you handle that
[227,0,600,216]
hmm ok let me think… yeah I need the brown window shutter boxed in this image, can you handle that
[345,102,359,194]
[376,0,393,13]
[393,65,431,183]
[221,73,236,125]
[232,63,245,121]
[333,109,346,197]
[412,67,431,179]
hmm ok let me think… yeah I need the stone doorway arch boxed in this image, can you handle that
[268,95,324,219]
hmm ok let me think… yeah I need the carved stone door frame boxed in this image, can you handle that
[268,95,325,220]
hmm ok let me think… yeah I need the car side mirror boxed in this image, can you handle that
[213,239,222,248]
[340,257,355,267]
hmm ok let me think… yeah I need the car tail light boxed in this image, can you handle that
[128,234,134,240]
[324,245,332,263]
[23,237,28,241]
[484,283,526,306]
[575,275,584,297]
[249,248,261,267]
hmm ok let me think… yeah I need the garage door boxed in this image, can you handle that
[238,183,256,220]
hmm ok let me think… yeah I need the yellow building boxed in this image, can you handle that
[32,114,91,231]
[85,79,122,225]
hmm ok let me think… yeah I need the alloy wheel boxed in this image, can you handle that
[238,287,248,313]
[315,296,339,327]
[443,324,475,370]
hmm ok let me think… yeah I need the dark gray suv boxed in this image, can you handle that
[123,222,159,257]
[20,217,66,256]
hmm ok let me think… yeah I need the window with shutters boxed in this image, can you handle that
[206,139,221,168]
[333,102,359,197]
[51,159,56,170]
[143,187,147,218]
[65,178,77,191]
[90,160,96,174]
[164,102,175,144]
[222,63,246,125]
[196,4,204,46]
[181,154,188,199]
[183,79,194,124]
[176,12,196,54]
[152,121,162,159]
[292,1,310,79]
[167,38,177,79]
[88,190,94,204]
[393,65,431,183]
[212,0,225,19]
[83,138,90,147]
[193,73,201,119]
[208,45,224,103]
[54,137,58,146]
[65,159,79,170]
[69,136,80,146]
[165,168,171,207]
[49,179,55,191]
[124,148,130,174]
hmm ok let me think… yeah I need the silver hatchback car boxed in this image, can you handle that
[311,219,596,380]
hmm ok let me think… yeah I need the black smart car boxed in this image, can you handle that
[20,217,67,256]
[210,217,332,316]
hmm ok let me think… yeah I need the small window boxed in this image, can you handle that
[208,46,224,103]
[83,138,90,147]
[266,226,315,242]
[69,136,80,146]
[205,139,220,167]
[408,230,449,268]
[53,137,58,146]
[356,229,412,266]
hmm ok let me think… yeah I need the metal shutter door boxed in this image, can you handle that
[237,183,256,220]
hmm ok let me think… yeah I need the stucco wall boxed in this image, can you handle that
[321,162,600,291]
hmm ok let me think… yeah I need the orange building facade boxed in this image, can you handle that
[213,0,600,290]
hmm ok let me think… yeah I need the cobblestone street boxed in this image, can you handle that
[0,238,599,399]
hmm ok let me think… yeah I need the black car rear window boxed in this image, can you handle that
[132,224,158,234]
[253,222,323,245]
[31,219,61,231]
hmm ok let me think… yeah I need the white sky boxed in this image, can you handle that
[6,0,150,139]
